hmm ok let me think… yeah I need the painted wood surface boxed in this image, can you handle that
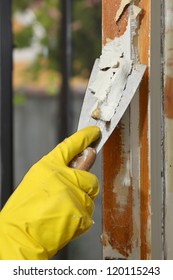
[138,0,150,260]
[164,0,173,260]
[102,0,151,259]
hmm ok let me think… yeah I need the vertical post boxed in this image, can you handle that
[102,0,151,259]
[59,0,72,141]
[163,0,173,260]
[138,0,150,260]
[56,0,72,260]
[0,0,13,208]
[150,0,163,260]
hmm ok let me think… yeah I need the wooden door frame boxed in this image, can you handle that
[102,0,166,260]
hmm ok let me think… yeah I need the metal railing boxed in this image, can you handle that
[0,0,13,209]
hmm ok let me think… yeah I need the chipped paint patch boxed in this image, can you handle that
[102,232,128,259]
[132,5,142,19]
[89,18,133,122]
[113,158,131,209]
[102,0,139,259]
[115,0,141,22]
[115,0,132,22]
[99,40,123,69]
[102,0,150,260]
[102,0,129,45]
[103,120,133,258]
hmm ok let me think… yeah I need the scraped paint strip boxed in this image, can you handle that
[115,0,132,22]
[89,17,133,122]
[132,5,142,19]
[102,0,150,260]
[90,59,132,121]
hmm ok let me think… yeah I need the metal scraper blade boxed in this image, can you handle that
[78,59,146,153]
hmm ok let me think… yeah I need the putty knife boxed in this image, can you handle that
[71,59,146,170]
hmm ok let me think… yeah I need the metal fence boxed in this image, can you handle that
[0,0,13,208]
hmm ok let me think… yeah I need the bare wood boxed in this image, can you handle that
[102,0,150,259]
[102,0,133,259]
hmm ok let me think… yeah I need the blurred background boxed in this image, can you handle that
[11,0,102,259]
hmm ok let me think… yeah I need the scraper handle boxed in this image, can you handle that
[70,147,96,171]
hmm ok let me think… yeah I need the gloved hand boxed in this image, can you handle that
[0,126,100,260]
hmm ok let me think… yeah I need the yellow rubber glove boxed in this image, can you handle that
[0,126,100,260]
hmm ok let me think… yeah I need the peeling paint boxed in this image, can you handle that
[102,0,134,259]
[132,5,142,19]
[90,59,132,121]
[102,232,128,259]
[90,2,142,123]
[89,17,134,122]
[115,0,132,22]
[103,0,150,260]
[99,40,123,69]
[103,118,133,258]
[102,0,129,44]
[113,158,131,208]
[115,1,141,22]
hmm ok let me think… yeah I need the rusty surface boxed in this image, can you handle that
[138,0,150,260]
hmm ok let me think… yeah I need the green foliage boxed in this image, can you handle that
[14,25,33,48]
[12,0,101,78]
[12,0,33,12]
[72,0,101,77]
[13,93,26,106]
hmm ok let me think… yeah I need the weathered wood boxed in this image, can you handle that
[102,0,151,259]
[138,0,150,260]
[163,0,173,260]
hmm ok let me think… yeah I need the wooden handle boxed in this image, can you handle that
[70,147,97,171]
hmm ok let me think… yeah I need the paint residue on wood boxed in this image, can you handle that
[102,0,129,45]
[115,0,132,21]
[103,122,133,258]
[89,18,133,122]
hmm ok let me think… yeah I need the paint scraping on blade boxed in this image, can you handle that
[89,59,132,121]
[88,27,133,122]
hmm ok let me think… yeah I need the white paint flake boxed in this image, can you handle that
[115,0,132,22]
[89,18,133,122]
[89,3,142,122]
[90,59,132,121]
[132,5,142,19]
